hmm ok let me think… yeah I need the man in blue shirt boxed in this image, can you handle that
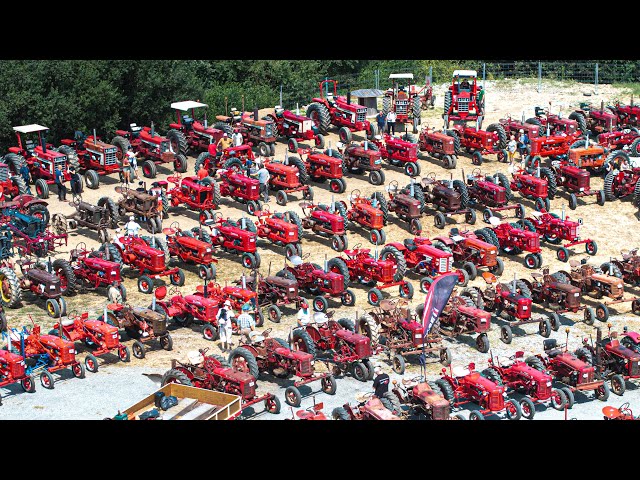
[19,163,32,194]
[376,110,386,135]
[54,165,67,201]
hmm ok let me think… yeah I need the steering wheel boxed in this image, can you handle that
[169,221,181,232]
[350,189,361,200]
[71,194,82,207]
[471,168,482,177]
[425,172,437,182]
[262,327,272,336]
[198,347,210,357]
[74,242,87,255]
[351,242,362,251]
[168,286,181,297]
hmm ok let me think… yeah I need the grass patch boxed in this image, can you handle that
[612,82,640,96]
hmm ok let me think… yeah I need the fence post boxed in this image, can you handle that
[538,61,542,93]
[595,63,599,95]
[279,85,283,108]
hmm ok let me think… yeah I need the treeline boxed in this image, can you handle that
[0,60,637,150]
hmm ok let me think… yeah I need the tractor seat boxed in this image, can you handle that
[58,316,73,327]
[187,350,204,365]
[546,348,563,358]
[344,248,368,257]
[379,299,397,311]
[367,398,398,419]
[130,123,142,133]
[404,238,417,251]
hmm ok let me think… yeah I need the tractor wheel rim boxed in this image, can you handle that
[522,403,531,417]
[204,328,213,339]
[87,358,95,370]
[24,378,32,391]
[232,357,248,372]
[141,280,149,291]
[393,357,401,370]
[1,278,10,302]
[42,375,50,387]
[331,182,340,192]
[507,403,516,417]
[266,398,276,412]
[286,390,297,403]
[119,348,127,361]
[552,392,562,407]
[343,292,353,304]
[144,165,151,175]
[371,232,378,243]
[47,303,56,315]
[172,273,181,283]
[269,310,278,320]
[73,364,81,376]
[314,299,323,310]
[244,258,252,268]
[370,292,378,303]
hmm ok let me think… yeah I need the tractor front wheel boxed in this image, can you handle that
[85,170,100,189]
[524,253,538,269]
[595,382,610,402]
[568,193,577,210]
[267,305,282,323]
[40,371,55,389]
[142,160,157,179]
[504,399,522,421]
[284,386,302,407]
[550,388,567,410]
[472,151,483,165]
[352,362,368,382]
[538,318,552,338]
[519,397,536,420]
[35,179,49,199]
[475,333,490,353]
[409,219,422,235]
[118,345,131,363]
[138,275,154,294]
[500,325,513,344]
[367,288,383,306]
[369,170,384,186]
[21,376,36,393]
[341,289,356,307]
[556,247,570,262]
[338,127,352,144]
[72,362,86,379]
[469,410,485,420]
[610,374,626,396]
[585,241,598,255]
[85,354,99,372]
[392,354,406,375]
[313,296,329,312]
[329,178,346,194]
[399,281,414,300]
[132,341,146,359]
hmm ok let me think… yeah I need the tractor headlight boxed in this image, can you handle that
[522,306,528,310]
[574,293,580,297]
[502,392,508,397]
[582,373,588,378]
[546,381,551,387]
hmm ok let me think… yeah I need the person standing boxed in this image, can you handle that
[69,167,82,195]
[517,129,529,160]
[54,164,67,201]
[19,163,32,194]
[376,110,386,136]
[236,303,256,344]
[232,129,243,147]
[217,300,235,352]
[386,110,397,135]
[507,135,518,166]
[372,366,390,398]
[253,160,271,203]
[296,302,311,328]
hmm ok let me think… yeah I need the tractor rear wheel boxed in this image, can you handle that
[634,179,640,208]
[161,369,193,387]
[10,176,29,197]
[0,268,21,308]
[569,112,588,134]
[327,258,350,288]
[229,347,260,379]
[142,160,157,178]
[539,167,557,199]
[53,258,77,295]
[306,102,331,135]
[481,367,503,385]
[358,313,379,346]
[600,262,622,278]
[292,328,316,358]
[435,378,455,405]
[487,123,508,149]
[379,245,406,281]
[285,386,302,407]
[167,129,188,156]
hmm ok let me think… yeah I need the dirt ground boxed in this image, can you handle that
[7,78,640,384]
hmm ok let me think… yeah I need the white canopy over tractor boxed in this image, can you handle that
[389,73,414,79]
[171,101,208,111]
[452,70,478,78]
[13,124,49,134]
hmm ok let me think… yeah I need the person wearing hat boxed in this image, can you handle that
[296,301,312,328]
[125,215,141,237]
[252,159,271,203]
[372,365,390,399]
[217,132,233,152]
[232,129,243,147]
[236,303,256,344]
[217,299,236,352]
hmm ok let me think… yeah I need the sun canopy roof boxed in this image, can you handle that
[13,124,49,134]
[389,73,414,79]
[453,70,477,78]
[171,101,208,111]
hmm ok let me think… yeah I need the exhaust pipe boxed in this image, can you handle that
[93,128,97,143]
[151,122,155,138]
[254,107,259,122]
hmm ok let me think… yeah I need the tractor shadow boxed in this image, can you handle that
[491,315,545,340]
[64,229,107,245]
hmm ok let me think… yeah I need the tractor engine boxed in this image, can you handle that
[307,153,343,177]
[556,164,590,191]
[397,318,426,347]
[360,256,397,283]
[126,243,166,270]
[313,270,344,295]
[35,333,77,363]
[457,304,491,333]
[429,182,462,210]
[79,256,122,284]
[216,366,257,399]
[0,350,26,379]
[85,320,120,349]
[309,209,345,232]
[264,217,299,243]
[468,177,508,206]
[335,329,372,358]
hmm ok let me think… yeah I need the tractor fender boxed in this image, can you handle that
[432,236,454,246]
[238,344,260,357]
[519,278,534,294]
[624,332,640,344]
[556,271,572,281]
[12,195,48,209]
[385,241,406,252]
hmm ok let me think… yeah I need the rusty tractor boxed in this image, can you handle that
[437,293,492,353]
[417,126,458,169]
[51,195,118,244]
[391,377,458,420]
[336,140,385,186]
[332,391,402,420]
[409,174,477,229]
[432,227,503,280]
[358,298,452,374]
[114,185,164,233]
[238,270,305,324]
[381,181,423,235]
[601,248,640,288]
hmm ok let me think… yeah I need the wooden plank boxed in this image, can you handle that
[161,398,198,420]
[180,403,220,421]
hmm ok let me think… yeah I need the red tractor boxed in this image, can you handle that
[5,124,72,199]
[417,126,458,169]
[443,70,485,129]
[290,311,374,382]
[548,160,606,209]
[162,174,219,221]
[526,105,581,139]
[236,270,305,324]
[194,143,255,177]
[0,345,36,401]
[577,325,640,396]
[332,392,402,420]
[464,169,526,222]
[215,108,277,157]
[111,122,188,178]
[602,403,638,420]
[527,209,597,262]
[162,223,218,280]
[510,165,556,212]
[336,140,386,186]
[485,217,543,269]
[229,327,337,407]
[49,312,130,372]
[603,162,640,203]
[214,167,263,215]
[391,377,459,420]
[432,228,504,280]
[525,135,573,168]
[526,336,610,403]
[327,245,413,306]
[483,351,570,417]
[461,273,560,343]
[499,115,543,141]
[571,101,618,135]
[383,237,468,292]
[201,215,261,269]
[382,73,424,133]
[276,255,355,312]
[162,347,282,418]
[291,147,346,194]
[106,233,185,294]
[167,101,227,155]
[243,208,303,259]
[333,189,387,245]
[449,122,509,165]
[437,293,492,353]
[306,79,378,142]
[8,323,85,389]
[369,133,421,177]
[58,130,122,189]
[264,156,313,206]
[381,181,423,235]
[609,97,640,129]
[65,242,127,302]
[265,106,325,151]
[0,161,30,200]
[591,128,640,154]
[601,248,640,289]
[298,201,348,252]
[435,363,522,420]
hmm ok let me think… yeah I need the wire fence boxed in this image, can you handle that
[275,61,640,111]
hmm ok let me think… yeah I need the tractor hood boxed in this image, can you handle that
[464,372,503,392]
[508,361,552,383]
[83,256,120,270]
[604,341,640,361]
[457,305,491,322]
[412,383,451,411]
[555,352,593,372]
[590,273,624,289]
[184,294,220,307]
[26,269,59,285]
[132,306,165,322]
[177,235,212,250]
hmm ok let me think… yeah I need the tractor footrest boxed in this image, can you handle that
[376,280,408,291]
[571,381,604,391]
[293,373,329,388]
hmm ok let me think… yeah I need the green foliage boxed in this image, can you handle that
[0,60,637,151]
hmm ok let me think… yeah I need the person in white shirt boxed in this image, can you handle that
[125,216,141,237]
[296,302,311,328]
[217,300,235,352]
[386,111,397,135]
[232,129,243,147]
